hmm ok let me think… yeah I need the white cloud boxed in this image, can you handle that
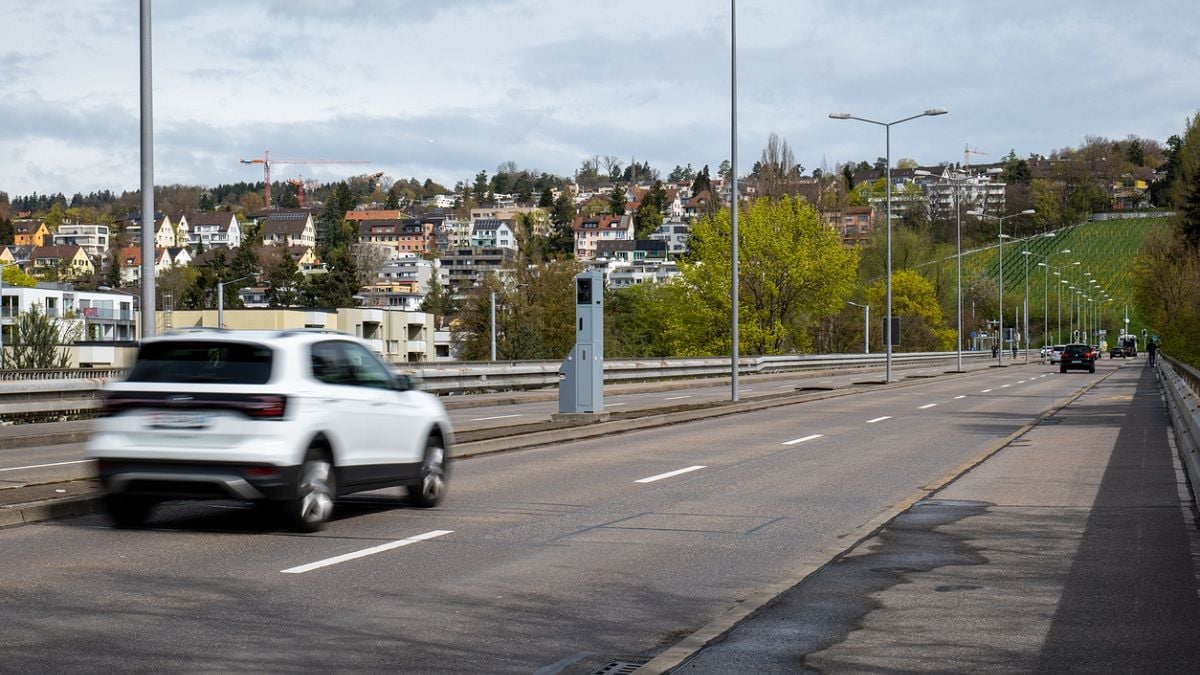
[2,0,1197,198]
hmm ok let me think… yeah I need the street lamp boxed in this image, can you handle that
[968,208,1034,365]
[846,301,869,354]
[0,259,31,371]
[830,107,947,381]
[217,274,252,329]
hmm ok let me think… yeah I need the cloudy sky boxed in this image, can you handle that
[2,0,1196,199]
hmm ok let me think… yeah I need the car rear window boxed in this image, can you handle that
[1064,345,1088,355]
[126,341,274,384]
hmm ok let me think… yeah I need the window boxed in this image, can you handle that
[128,341,274,384]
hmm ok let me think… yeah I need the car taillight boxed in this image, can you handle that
[243,395,288,420]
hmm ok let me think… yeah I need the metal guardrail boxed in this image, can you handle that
[1160,354,1200,495]
[0,351,1001,422]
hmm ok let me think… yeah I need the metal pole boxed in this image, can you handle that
[955,181,962,371]
[139,0,156,339]
[865,304,870,354]
[1044,264,1049,347]
[0,268,5,370]
[730,0,739,402]
[997,223,1003,365]
[885,124,893,382]
[489,290,496,361]
[217,280,224,329]
[1024,251,1029,363]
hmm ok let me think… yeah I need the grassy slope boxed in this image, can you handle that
[957,216,1169,343]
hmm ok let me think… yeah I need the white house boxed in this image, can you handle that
[260,209,317,248]
[187,212,241,248]
[0,285,139,344]
[470,219,517,250]
[52,223,109,258]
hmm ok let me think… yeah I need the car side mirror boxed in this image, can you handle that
[392,373,413,392]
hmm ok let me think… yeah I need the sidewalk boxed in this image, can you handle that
[674,363,1200,672]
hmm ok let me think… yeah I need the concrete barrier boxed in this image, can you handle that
[1159,354,1200,494]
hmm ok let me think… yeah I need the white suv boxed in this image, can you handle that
[88,330,453,531]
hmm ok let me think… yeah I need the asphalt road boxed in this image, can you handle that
[0,358,1109,672]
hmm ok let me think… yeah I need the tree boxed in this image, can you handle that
[538,186,554,208]
[3,265,37,288]
[718,160,732,182]
[452,261,582,360]
[635,201,662,240]
[418,272,457,321]
[266,250,302,307]
[547,193,576,256]
[691,165,714,198]
[472,171,490,204]
[350,243,393,296]
[678,196,859,355]
[609,185,627,216]
[1180,161,1200,247]
[317,182,356,250]
[864,269,955,351]
[7,303,81,370]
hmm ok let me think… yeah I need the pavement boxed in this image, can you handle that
[655,361,1200,672]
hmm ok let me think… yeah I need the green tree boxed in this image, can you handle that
[7,303,81,370]
[679,196,858,355]
[635,201,662,239]
[418,273,457,320]
[318,182,356,250]
[0,217,13,246]
[608,185,627,216]
[3,265,37,288]
[691,165,714,197]
[538,186,554,208]
[864,269,956,352]
[452,261,582,360]
[547,193,577,256]
[266,251,302,307]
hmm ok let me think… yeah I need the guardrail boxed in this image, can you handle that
[0,350,1003,423]
[1159,354,1200,494]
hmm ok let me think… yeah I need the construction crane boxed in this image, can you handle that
[285,176,319,208]
[240,149,370,209]
[964,145,989,171]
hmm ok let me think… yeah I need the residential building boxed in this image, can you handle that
[913,167,1007,219]
[117,246,191,285]
[30,245,94,280]
[260,209,317,248]
[822,206,877,246]
[357,217,439,256]
[13,220,51,247]
[187,211,242,248]
[682,191,714,223]
[649,220,691,256]
[572,215,632,261]
[470,219,517,250]
[440,246,515,291]
[594,239,669,266]
[607,261,682,289]
[125,212,183,248]
[344,209,406,222]
[52,223,109,258]
[0,284,139,346]
[163,307,439,363]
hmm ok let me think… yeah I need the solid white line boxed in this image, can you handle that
[919,403,938,409]
[0,459,91,473]
[783,434,824,446]
[1018,380,1027,384]
[981,389,993,393]
[954,395,967,399]
[1001,384,1011,388]
[605,402,626,407]
[469,414,523,422]
[636,465,706,483]
[664,395,693,400]
[866,416,892,424]
[281,530,454,574]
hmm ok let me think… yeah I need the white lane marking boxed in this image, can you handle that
[664,395,693,401]
[636,465,706,483]
[740,388,754,392]
[0,459,91,473]
[605,402,626,407]
[981,389,993,393]
[820,380,833,384]
[469,414,523,422]
[1018,380,1027,384]
[919,403,938,409]
[954,395,966,399]
[866,416,892,424]
[783,434,824,446]
[281,530,453,574]
[1001,384,1011,388]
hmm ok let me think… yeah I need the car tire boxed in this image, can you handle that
[286,449,336,532]
[105,494,155,528]
[408,435,448,508]
[1089,365,1096,373]
[1060,365,1067,373]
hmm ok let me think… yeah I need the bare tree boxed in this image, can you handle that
[756,132,803,200]
[350,243,395,300]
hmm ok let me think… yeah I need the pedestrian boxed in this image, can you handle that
[992,344,999,358]
[1147,339,1158,366]
[1012,343,1018,359]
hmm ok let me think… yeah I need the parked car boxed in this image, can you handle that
[1048,345,1066,364]
[1059,343,1097,373]
[88,329,454,531]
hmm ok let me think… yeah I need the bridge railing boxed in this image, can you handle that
[1159,354,1200,495]
[0,350,999,422]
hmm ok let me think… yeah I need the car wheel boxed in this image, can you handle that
[1060,365,1067,373]
[408,436,449,508]
[1089,365,1096,373]
[105,494,155,528]
[286,449,336,532]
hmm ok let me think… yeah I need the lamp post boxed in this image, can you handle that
[830,107,947,382]
[969,209,1034,365]
[217,274,252,329]
[846,301,869,354]
[489,290,497,361]
[0,259,31,371]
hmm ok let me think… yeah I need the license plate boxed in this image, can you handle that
[148,412,211,429]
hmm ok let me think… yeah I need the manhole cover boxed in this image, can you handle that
[593,659,650,674]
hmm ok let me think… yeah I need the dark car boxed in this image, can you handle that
[1059,343,1097,373]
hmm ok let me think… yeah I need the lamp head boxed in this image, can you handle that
[1020,209,1036,215]
[924,108,948,116]
[829,112,851,120]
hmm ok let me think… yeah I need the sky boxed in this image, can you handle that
[2,0,1198,199]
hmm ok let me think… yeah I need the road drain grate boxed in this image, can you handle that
[593,658,650,674]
